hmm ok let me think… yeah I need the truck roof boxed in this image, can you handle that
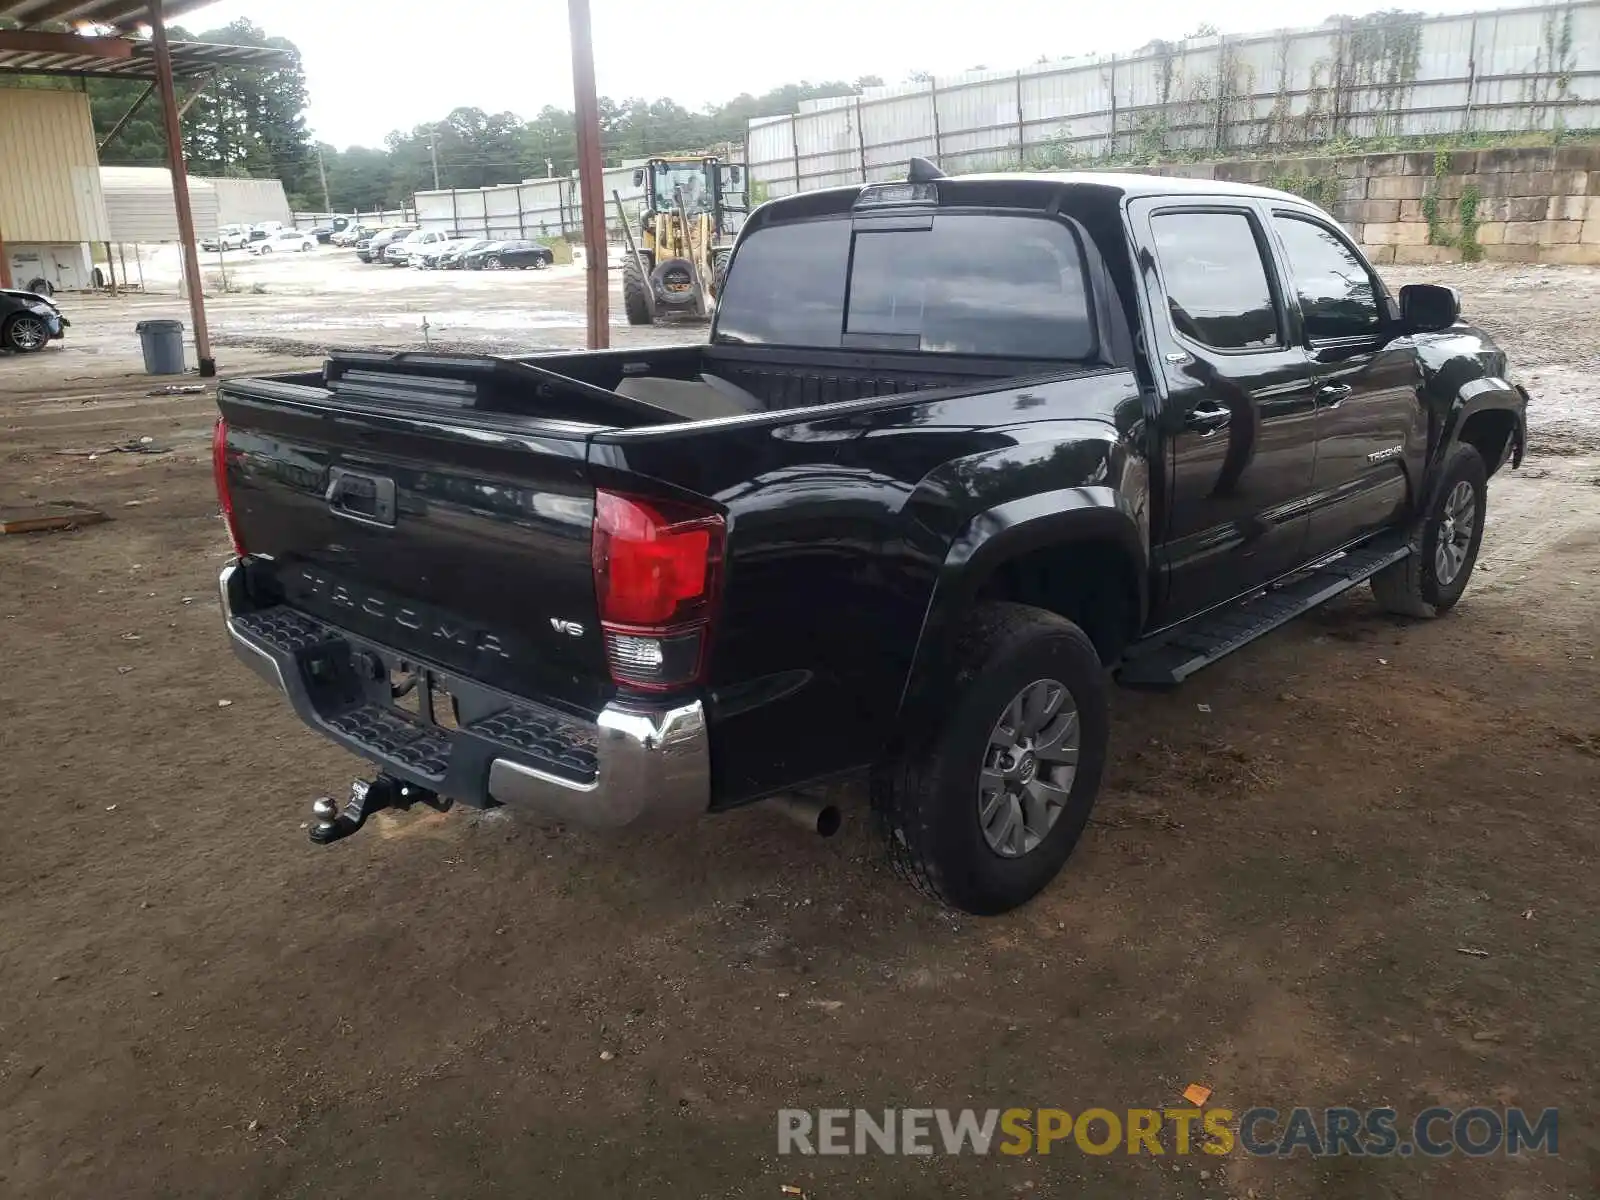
[755,170,1314,223]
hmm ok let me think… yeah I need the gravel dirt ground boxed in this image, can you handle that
[1,257,1597,1199]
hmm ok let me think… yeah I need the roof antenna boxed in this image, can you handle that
[907,156,947,183]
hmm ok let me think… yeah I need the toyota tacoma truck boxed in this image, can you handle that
[213,163,1527,914]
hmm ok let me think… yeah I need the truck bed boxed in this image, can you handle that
[277,343,1067,431]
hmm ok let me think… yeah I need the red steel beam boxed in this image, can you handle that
[567,0,609,348]
[147,0,213,375]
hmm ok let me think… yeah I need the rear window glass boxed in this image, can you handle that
[715,213,1094,359]
[713,218,852,348]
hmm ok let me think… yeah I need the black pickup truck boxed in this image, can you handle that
[214,166,1526,914]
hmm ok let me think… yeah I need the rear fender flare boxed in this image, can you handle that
[897,486,1148,721]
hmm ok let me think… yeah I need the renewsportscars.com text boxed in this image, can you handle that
[777,1106,1558,1158]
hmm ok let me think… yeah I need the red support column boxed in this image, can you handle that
[567,0,609,348]
[148,0,215,375]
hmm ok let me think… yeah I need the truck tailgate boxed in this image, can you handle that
[217,376,609,714]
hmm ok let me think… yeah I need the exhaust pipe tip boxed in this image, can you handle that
[769,794,842,838]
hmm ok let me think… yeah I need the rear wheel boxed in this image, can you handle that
[1370,443,1488,618]
[871,603,1109,915]
[622,255,653,325]
[3,313,50,352]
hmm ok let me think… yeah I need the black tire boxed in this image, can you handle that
[650,257,699,308]
[3,313,51,353]
[871,603,1109,915]
[712,251,731,299]
[622,255,654,326]
[533,255,550,270]
[484,255,503,270]
[1370,443,1488,618]
[27,277,54,297]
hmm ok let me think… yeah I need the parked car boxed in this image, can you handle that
[310,226,335,244]
[415,237,480,269]
[359,227,414,264]
[250,229,317,254]
[333,224,373,248]
[213,166,1527,914]
[201,224,250,252]
[500,240,556,270]
[462,239,555,270]
[459,241,506,269]
[435,238,493,269]
[385,229,458,267]
[1,286,69,352]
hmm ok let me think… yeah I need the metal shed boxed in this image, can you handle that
[100,165,219,243]
[0,3,295,373]
[0,86,111,290]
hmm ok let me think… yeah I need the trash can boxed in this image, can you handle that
[135,319,186,375]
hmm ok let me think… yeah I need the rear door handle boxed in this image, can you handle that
[326,467,397,528]
[1184,401,1232,436]
[1317,382,1353,408]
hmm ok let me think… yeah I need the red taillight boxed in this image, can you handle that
[212,417,246,556]
[592,490,724,690]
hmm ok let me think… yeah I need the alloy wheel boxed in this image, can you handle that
[1434,479,1477,587]
[7,315,48,351]
[978,678,1080,858]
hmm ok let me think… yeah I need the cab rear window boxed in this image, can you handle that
[715,213,1095,359]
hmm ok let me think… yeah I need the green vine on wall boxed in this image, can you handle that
[1421,147,1481,260]
[1268,171,1340,208]
[1458,183,1482,261]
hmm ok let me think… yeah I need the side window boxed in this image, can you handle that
[1151,211,1280,351]
[1273,215,1382,341]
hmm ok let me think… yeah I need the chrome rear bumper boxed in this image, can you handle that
[219,563,709,830]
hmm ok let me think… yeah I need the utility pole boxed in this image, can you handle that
[429,130,441,191]
[148,0,214,376]
[316,144,332,213]
[568,0,610,348]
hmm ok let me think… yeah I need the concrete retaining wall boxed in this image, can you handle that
[1141,144,1600,265]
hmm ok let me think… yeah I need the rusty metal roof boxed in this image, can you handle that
[0,35,294,78]
[0,1,218,33]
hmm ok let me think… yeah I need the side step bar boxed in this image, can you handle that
[1117,539,1410,689]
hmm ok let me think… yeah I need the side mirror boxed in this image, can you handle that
[1398,283,1460,333]
[632,169,644,187]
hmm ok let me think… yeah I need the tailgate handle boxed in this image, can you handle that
[325,467,397,528]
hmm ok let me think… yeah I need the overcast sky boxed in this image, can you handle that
[182,0,1483,150]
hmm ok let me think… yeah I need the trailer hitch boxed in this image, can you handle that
[309,775,451,844]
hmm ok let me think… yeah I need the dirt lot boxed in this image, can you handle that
[1,258,1598,1198]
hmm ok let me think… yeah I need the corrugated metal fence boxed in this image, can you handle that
[408,165,646,241]
[749,1,1600,195]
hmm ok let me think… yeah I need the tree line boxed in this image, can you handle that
[4,15,886,213]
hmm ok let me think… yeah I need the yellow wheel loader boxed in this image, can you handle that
[618,156,746,326]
